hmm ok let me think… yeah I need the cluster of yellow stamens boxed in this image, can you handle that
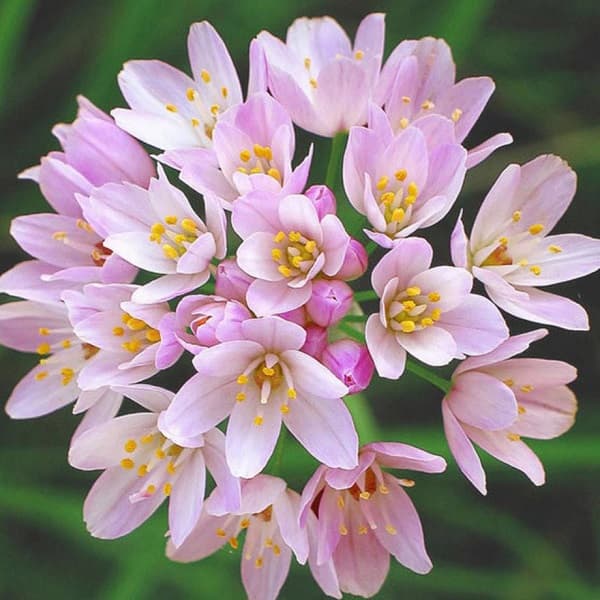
[163,68,228,141]
[237,144,282,183]
[375,170,421,237]
[113,312,160,353]
[148,214,200,261]
[271,230,319,278]
[119,431,183,497]
[392,95,462,130]
[387,286,442,333]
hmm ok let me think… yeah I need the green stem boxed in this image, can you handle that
[342,314,367,323]
[337,322,365,343]
[406,358,452,393]
[365,240,378,255]
[325,132,348,193]
[271,428,287,477]
[354,290,379,303]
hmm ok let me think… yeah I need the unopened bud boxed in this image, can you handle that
[336,239,368,281]
[301,324,328,359]
[304,185,336,219]
[322,339,374,394]
[215,259,253,303]
[306,280,353,327]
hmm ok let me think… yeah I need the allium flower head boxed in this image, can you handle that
[443,329,577,494]
[162,316,357,478]
[452,155,600,330]
[366,237,508,378]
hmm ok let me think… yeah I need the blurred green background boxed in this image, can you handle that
[1,0,599,598]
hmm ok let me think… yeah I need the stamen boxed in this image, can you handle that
[401,96,411,104]
[528,224,544,235]
[287,388,297,399]
[530,265,541,276]
[354,50,364,60]
[37,343,51,355]
[428,291,441,302]
[137,464,148,477]
[385,524,397,535]
[520,384,534,393]
[237,374,248,384]
[186,88,197,101]
[309,78,317,88]
[339,524,348,535]
[512,211,522,222]
[216,528,226,537]
[376,176,389,191]
[120,458,135,470]
[236,392,246,402]
[406,286,421,297]
[395,169,407,181]
[163,483,172,496]
[548,244,562,253]
[200,69,211,83]
[221,87,228,98]
[126,318,146,331]
[124,439,137,453]
[507,433,521,442]
[451,108,462,122]
[304,57,311,69]
[274,231,286,243]
[240,149,251,162]
[38,327,50,336]
[165,104,178,113]
[253,416,264,426]
[421,100,435,110]
[164,215,178,225]
[163,245,179,260]
[229,537,238,549]
[399,320,415,333]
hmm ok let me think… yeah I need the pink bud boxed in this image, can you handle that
[301,324,328,359]
[306,279,353,327]
[322,339,374,394]
[304,185,336,219]
[280,306,307,327]
[336,238,368,281]
[215,259,253,303]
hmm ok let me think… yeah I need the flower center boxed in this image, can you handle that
[148,215,201,261]
[387,286,442,333]
[237,144,281,183]
[112,312,161,353]
[375,171,420,236]
[271,230,319,278]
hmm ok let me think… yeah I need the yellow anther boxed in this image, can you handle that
[255,557,264,569]
[451,108,463,122]
[146,484,156,495]
[421,317,434,327]
[507,433,521,442]
[304,57,311,69]
[240,518,250,529]
[76,218,93,232]
[141,433,154,444]
[262,366,275,377]
[402,300,416,310]
[278,265,292,277]
[237,374,248,385]
[385,524,398,535]
[304,240,316,253]
[249,166,263,174]
[421,100,435,110]
[163,244,179,260]
[61,340,71,349]
[124,439,137,453]
[401,96,411,104]
[271,248,282,261]
[60,367,74,385]
[237,167,248,174]
[529,224,544,235]
[407,182,418,197]
[167,461,176,475]
[267,167,281,182]
[164,215,178,225]
[38,327,50,336]
[391,208,405,222]
[503,378,514,387]
[221,86,228,98]
[165,103,178,113]
[336,495,345,509]
[288,231,302,242]
[354,49,365,60]
[137,464,148,477]
[210,104,220,115]
[406,286,421,297]
[272,545,281,556]
[376,176,389,191]
[145,329,161,343]
[518,405,527,415]
[428,291,441,302]
[379,485,389,494]
[430,308,442,321]
[274,231,286,243]
[280,404,289,414]
[122,339,141,353]
[358,525,368,535]
[520,384,534,393]
[395,169,407,181]
[253,143,265,158]
[380,192,395,205]
[254,415,264,426]
[403,195,417,206]
[399,118,409,129]
[236,392,246,402]
[548,244,563,253]
[400,320,416,333]
[309,78,318,88]
[359,491,370,500]
[52,231,67,240]
[191,118,200,127]
[512,210,522,222]
[186,88,197,101]
[125,318,145,331]
[518,259,529,267]
[399,478,415,487]
[339,524,348,535]
[530,265,542,276]
[264,538,273,548]
[287,388,297,399]
[216,528,226,537]
[291,255,303,268]
[35,371,48,381]
[37,343,51,355]
[499,236,509,245]
[240,149,251,162]
[229,537,239,549]
[120,458,135,470]
[200,69,211,83]
[180,218,197,233]
[155,448,166,459]
[163,483,172,496]
[39,358,48,365]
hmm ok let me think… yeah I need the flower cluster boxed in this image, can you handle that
[1,14,598,600]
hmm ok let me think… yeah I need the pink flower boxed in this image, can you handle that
[442,329,577,494]
[301,323,328,359]
[366,237,508,378]
[300,442,446,598]
[257,14,385,137]
[112,21,257,153]
[0,300,122,429]
[170,93,312,209]
[343,115,467,247]
[451,155,600,330]
[69,384,240,546]
[161,316,357,478]
[304,184,337,219]
[336,238,369,281]
[214,258,254,303]
[322,340,375,395]
[376,37,512,168]
[305,279,353,327]
[79,166,226,303]
[168,475,308,600]
[234,192,350,315]
[62,283,169,389]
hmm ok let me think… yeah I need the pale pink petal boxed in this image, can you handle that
[248,38,268,95]
[320,214,350,276]
[450,211,468,268]
[176,233,216,275]
[238,475,287,515]
[246,279,312,316]
[306,511,341,599]
[365,442,447,473]
[231,191,282,238]
[323,451,375,490]
[273,489,309,563]
[111,383,173,412]
[365,314,407,379]
[442,398,486,494]
[284,349,348,399]
[0,260,68,303]
[36,156,90,217]
[482,357,577,388]
[237,232,285,281]
[397,325,457,366]
[132,272,210,304]
[72,389,123,440]
[298,465,327,527]
[242,316,306,352]
[409,266,472,312]
[167,511,231,562]
[278,194,323,245]
[466,133,513,169]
